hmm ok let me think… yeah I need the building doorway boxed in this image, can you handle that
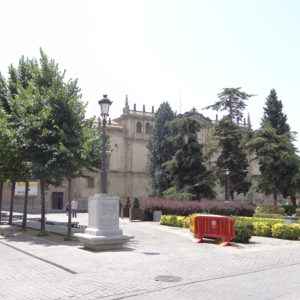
[52,192,64,210]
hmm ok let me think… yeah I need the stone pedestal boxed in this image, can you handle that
[75,194,132,251]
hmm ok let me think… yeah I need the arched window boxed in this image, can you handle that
[136,122,142,133]
[145,122,152,134]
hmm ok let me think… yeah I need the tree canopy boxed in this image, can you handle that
[206,87,253,122]
[148,102,175,195]
[164,116,215,199]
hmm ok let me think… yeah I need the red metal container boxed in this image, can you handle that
[194,214,235,246]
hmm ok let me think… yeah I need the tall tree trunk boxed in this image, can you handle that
[67,178,72,239]
[273,191,278,207]
[291,195,297,207]
[0,181,3,224]
[40,180,46,234]
[8,181,16,225]
[22,181,29,230]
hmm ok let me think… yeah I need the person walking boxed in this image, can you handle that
[71,200,78,218]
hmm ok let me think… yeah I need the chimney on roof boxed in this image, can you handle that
[133,103,136,111]
[143,104,145,112]
[152,106,154,113]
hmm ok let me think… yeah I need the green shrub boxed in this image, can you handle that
[183,216,191,228]
[234,221,253,243]
[162,187,193,201]
[160,215,190,228]
[132,198,140,209]
[253,222,272,237]
[271,223,300,240]
[254,213,284,219]
[235,216,283,227]
[255,205,284,215]
[282,204,296,216]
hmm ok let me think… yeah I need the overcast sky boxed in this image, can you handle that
[1,0,300,148]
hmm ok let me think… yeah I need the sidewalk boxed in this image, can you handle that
[1,213,300,299]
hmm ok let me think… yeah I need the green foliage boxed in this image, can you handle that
[132,198,140,209]
[255,205,285,215]
[233,221,253,243]
[164,116,215,199]
[271,223,300,240]
[249,90,299,204]
[235,216,283,227]
[162,186,193,201]
[1,49,101,233]
[253,222,272,237]
[281,204,296,216]
[148,102,175,195]
[248,126,298,204]
[160,215,188,227]
[262,89,290,135]
[254,213,284,219]
[215,117,251,199]
[205,87,253,122]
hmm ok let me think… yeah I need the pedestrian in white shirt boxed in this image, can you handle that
[71,200,78,218]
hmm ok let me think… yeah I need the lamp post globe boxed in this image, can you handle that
[98,94,112,118]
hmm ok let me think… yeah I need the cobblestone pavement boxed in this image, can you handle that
[1,213,300,299]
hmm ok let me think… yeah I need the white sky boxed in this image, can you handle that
[1,0,300,148]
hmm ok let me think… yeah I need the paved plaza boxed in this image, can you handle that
[1,213,300,299]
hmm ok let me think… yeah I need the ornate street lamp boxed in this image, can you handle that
[98,94,112,194]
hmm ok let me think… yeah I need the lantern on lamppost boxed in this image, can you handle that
[98,94,112,194]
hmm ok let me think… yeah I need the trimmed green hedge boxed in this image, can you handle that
[272,224,300,240]
[253,213,284,219]
[253,222,272,237]
[233,221,253,243]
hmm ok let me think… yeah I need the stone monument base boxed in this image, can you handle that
[75,233,132,251]
[75,193,133,251]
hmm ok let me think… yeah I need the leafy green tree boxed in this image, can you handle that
[215,117,251,200]
[262,89,290,135]
[148,102,175,195]
[205,88,253,200]
[1,57,36,227]
[50,79,101,239]
[206,87,253,122]
[164,117,215,199]
[248,126,297,206]
[12,50,72,234]
[0,109,14,224]
[248,90,299,206]
[0,73,10,113]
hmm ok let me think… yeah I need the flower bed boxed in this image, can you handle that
[141,197,255,217]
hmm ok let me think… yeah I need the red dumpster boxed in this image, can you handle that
[194,214,235,246]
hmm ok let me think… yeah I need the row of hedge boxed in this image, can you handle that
[160,215,300,243]
[254,204,300,217]
[141,198,255,217]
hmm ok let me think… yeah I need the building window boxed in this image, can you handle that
[145,122,152,134]
[136,121,142,133]
[87,177,95,188]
